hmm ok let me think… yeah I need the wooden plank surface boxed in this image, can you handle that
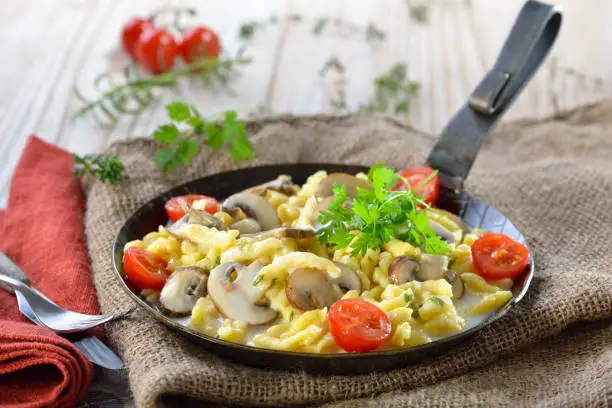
[1,0,610,206]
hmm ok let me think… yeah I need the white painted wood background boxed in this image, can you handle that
[1,0,611,206]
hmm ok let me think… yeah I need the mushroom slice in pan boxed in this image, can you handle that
[238,261,268,306]
[425,209,469,244]
[444,270,465,300]
[230,218,262,234]
[242,227,316,240]
[189,208,228,230]
[285,267,342,311]
[388,256,421,285]
[167,208,227,241]
[332,262,362,292]
[207,262,278,325]
[311,196,334,228]
[428,220,463,244]
[223,193,281,231]
[416,254,449,281]
[245,175,299,196]
[159,267,207,316]
[315,173,370,198]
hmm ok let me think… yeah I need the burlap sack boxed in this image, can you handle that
[85,101,612,408]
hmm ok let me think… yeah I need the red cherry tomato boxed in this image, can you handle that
[123,247,170,291]
[472,233,530,280]
[135,28,179,74]
[393,165,440,206]
[121,17,154,58]
[180,26,222,63]
[328,299,392,353]
[164,194,219,223]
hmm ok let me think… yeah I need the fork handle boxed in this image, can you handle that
[0,252,31,295]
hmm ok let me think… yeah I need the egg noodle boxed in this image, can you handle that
[125,170,514,353]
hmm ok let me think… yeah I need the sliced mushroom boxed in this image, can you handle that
[167,208,227,240]
[159,267,207,316]
[223,193,281,231]
[428,220,463,244]
[223,206,247,220]
[207,262,278,325]
[311,196,334,228]
[187,208,228,230]
[426,209,469,244]
[315,173,370,198]
[230,218,262,234]
[416,254,449,281]
[285,267,342,310]
[243,227,316,240]
[333,262,362,292]
[245,175,299,196]
[389,256,421,285]
[444,270,465,300]
[239,261,268,305]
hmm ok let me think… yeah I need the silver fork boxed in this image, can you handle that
[0,260,119,333]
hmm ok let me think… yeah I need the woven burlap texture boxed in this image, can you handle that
[85,102,612,408]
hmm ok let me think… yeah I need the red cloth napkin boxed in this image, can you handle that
[0,136,99,408]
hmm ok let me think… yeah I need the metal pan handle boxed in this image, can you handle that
[426,0,562,193]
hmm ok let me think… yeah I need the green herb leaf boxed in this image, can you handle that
[430,296,445,307]
[289,310,295,321]
[313,17,329,35]
[239,22,260,41]
[148,103,254,174]
[166,102,192,122]
[253,274,263,286]
[403,292,413,303]
[153,124,180,144]
[316,164,449,256]
[155,148,178,173]
[175,138,200,166]
[408,301,422,319]
[72,154,125,185]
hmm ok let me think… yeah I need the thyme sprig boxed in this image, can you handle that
[73,55,251,125]
[72,154,125,185]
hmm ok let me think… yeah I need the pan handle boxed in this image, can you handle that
[425,0,562,193]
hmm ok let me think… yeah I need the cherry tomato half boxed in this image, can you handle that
[123,247,170,291]
[135,28,179,74]
[328,299,392,352]
[121,17,154,58]
[393,165,440,206]
[472,233,530,280]
[180,26,222,63]
[164,194,219,223]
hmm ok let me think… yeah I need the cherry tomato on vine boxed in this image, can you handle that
[180,26,222,63]
[123,247,170,291]
[328,299,392,352]
[164,194,219,223]
[393,165,440,206]
[121,17,154,58]
[135,28,179,74]
[471,233,530,280]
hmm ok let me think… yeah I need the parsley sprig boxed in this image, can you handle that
[316,164,449,256]
[153,102,253,172]
[72,102,254,183]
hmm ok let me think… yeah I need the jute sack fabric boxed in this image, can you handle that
[85,101,612,408]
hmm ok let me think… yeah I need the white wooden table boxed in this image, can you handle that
[1,0,611,205]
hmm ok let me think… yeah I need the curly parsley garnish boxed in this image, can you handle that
[316,163,449,256]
